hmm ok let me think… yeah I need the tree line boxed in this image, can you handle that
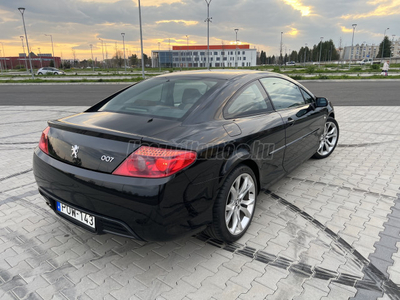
[258,37,394,65]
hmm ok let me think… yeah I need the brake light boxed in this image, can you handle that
[39,127,50,154]
[113,146,197,178]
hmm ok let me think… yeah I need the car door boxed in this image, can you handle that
[259,77,325,173]
[223,80,286,187]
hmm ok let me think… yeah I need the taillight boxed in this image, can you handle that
[39,127,50,154]
[113,146,197,178]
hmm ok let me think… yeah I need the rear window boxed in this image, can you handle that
[98,77,222,119]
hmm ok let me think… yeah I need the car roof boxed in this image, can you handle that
[155,69,276,81]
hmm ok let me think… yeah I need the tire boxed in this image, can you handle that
[38,72,43,75]
[313,117,339,159]
[205,164,257,242]
[54,72,58,75]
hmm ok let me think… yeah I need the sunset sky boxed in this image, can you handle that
[0,0,399,60]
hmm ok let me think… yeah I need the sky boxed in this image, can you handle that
[0,0,399,60]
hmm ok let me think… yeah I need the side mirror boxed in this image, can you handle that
[316,97,328,107]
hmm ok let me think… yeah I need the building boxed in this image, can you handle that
[342,39,400,61]
[342,44,380,61]
[391,38,400,58]
[151,44,257,69]
[0,53,62,70]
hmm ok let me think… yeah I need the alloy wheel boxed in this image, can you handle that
[317,121,338,156]
[225,173,255,235]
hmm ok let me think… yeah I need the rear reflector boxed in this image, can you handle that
[39,127,50,154]
[112,146,197,178]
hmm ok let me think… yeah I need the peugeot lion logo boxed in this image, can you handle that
[71,145,79,159]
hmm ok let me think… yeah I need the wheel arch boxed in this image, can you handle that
[220,148,261,195]
[240,159,261,194]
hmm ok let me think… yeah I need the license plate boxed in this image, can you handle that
[56,202,95,229]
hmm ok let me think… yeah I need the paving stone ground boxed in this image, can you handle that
[0,106,399,300]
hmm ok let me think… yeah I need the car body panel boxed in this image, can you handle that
[33,70,336,242]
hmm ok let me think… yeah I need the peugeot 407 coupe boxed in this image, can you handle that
[33,70,339,242]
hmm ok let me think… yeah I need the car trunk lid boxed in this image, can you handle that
[46,111,182,173]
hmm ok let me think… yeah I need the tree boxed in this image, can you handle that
[259,50,267,65]
[113,50,124,68]
[130,54,138,67]
[377,36,392,58]
[289,50,298,62]
[49,60,54,67]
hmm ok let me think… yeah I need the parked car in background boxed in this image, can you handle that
[356,58,379,65]
[33,70,339,243]
[286,61,296,66]
[37,67,65,75]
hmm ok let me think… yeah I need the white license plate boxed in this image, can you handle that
[56,202,95,228]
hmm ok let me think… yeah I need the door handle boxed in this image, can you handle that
[287,118,295,126]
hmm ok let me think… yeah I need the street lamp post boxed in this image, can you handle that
[0,42,7,70]
[98,38,105,69]
[138,0,145,78]
[349,24,357,69]
[158,42,161,71]
[20,36,29,73]
[234,29,239,69]
[304,43,307,66]
[390,35,395,63]
[121,33,126,72]
[44,34,56,67]
[319,36,323,68]
[90,44,94,72]
[186,35,189,69]
[38,48,43,68]
[204,0,212,70]
[280,32,283,67]
[105,42,108,69]
[381,27,389,61]
[18,7,34,79]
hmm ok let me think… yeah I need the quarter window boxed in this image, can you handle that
[224,82,270,118]
[260,78,305,110]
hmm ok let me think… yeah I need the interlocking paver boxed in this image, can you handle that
[134,264,168,287]
[136,279,172,299]
[36,276,75,299]
[109,278,146,300]
[65,263,99,284]
[238,281,274,300]
[322,282,357,299]
[1,105,400,299]
[12,275,49,299]
[160,280,197,300]
[182,265,214,289]
[61,277,98,300]
[87,263,121,285]
[84,277,123,299]
[186,281,223,300]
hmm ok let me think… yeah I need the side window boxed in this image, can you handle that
[300,88,314,104]
[224,82,270,118]
[260,78,305,110]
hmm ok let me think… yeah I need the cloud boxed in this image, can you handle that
[156,20,198,26]
[341,0,400,19]
[0,0,399,59]
[282,0,312,16]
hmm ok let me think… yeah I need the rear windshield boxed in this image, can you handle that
[98,77,222,119]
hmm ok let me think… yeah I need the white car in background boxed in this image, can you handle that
[37,67,65,75]
[357,58,379,65]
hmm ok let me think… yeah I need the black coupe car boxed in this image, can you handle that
[33,70,339,242]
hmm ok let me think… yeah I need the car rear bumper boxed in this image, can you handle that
[33,148,213,241]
